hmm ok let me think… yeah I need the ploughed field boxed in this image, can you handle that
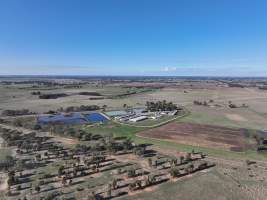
[138,122,253,152]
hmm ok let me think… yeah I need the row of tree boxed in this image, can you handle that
[39,93,68,99]
[145,100,178,112]
[2,109,34,116]
[57,105,100,113]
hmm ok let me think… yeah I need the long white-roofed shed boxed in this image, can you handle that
[129,116,148,122]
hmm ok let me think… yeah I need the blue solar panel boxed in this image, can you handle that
[38,112,108,125]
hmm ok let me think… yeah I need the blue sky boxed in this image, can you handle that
[0,0,267,76]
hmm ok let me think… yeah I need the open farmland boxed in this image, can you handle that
[0,82,156,114]
[120,155,267,200]
[1,77,267,200]
[4,81,267,130]
[2,79,267,131]
[138,122,254,152]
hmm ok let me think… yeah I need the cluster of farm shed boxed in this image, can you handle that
[106,107,179,123]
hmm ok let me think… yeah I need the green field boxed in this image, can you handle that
[82,118,267,161]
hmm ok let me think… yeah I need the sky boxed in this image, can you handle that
[0,0,267,76]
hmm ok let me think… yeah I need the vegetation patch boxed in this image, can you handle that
[39,93,68,99]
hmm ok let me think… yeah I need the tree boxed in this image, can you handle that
[58,166,64,177]
[68,179,72,185]
[170,168,180,178]
[200,153,206,159]
[88,192,97,200]
[112,179,117,190]
[129,182,136,191]
[197,161,208,170]
[16,185,21,191]
[102,105,107,111]
[185,153,191,162]
[35,154,41,161]
[180,156,185,164]
[35,185,41,193]
[185,164,194,174]
[61,176,67,186]
[44,151,49,158]
[127,168,136,178]
[253,134,262,145]
[148,158,152,167]
[107,183,112,198]
[13,119,23,127]
[133,146,145,156]
[123,138,132,150]
[83,133,92,141]
[76,130,86,140]
[7,171,16,187]
[106,141,117,155]
[87,191,103,200]
[145,100,177,111]
[33,124,41,130]
[145,175,156,186]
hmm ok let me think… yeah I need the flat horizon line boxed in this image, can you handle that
[1,75,267,79]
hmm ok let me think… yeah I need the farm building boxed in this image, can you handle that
[129,116,148,122]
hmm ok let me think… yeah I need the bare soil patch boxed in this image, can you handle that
[0,177,8,191]
[225,114,248,122]
[52,136,79,145]
[137,122,251,152]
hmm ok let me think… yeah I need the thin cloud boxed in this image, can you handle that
[162,67,177,72]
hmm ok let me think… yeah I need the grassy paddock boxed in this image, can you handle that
[82,120,267,161]
[118,169,249,200]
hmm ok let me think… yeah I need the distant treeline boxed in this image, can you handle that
[64,85,83,89]
[39,93,68,99]
[58,105,100,112]
[121,86,163,89]
[110,89,153,99]
[1,80,85,86]
[193,100,209,106]
[31,91,41,95]
[228,83,244,88]
[89,97,105,100]
[258,86,267,90]
[111,91,138,98]
[78,92,102,96]
[2,109,35,116]
[36,91,104,99]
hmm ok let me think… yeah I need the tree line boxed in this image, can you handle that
[145,100,178,112]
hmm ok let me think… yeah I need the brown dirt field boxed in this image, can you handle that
[137,122,251,152]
